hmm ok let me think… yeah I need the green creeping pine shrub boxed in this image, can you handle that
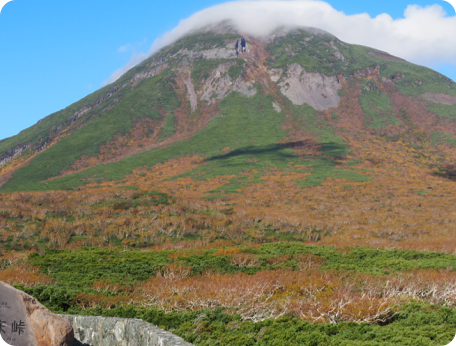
[174,303,456,346]
[27,243,456,288]
[19,243,456,344]
[13,288,456,346]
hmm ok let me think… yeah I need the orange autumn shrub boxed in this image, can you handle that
[157,262,193,280]
[266,254,291,265]
[0,264,52,287]
[229,253,261,267]
[167,252,189,260]
[134,267,456,323]
[74,293,132,310]
[214,248,241,256]
[136,269,397,323]
[91,280,134,293]
[293,254,325,270]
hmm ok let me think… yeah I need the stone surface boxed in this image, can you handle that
[199,62,256,104]
[60,314,194,346]
[422,92,456,105]
[0,281,73,346]
[277,63,341,111]
[0,144,30,167]
[272,101,282,113]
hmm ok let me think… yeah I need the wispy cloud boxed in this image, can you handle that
[118,44,132,53]
[117,38,148,54]
[103,0,456,85]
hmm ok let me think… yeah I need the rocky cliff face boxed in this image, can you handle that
[0,143,30,166]
[275,63,341,111]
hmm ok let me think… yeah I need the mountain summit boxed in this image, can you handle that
[1,24,456,199]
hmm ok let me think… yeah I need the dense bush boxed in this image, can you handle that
[27,243,456,288]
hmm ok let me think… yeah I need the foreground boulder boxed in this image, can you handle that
[0,281,73,346]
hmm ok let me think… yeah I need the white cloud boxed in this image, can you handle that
[118,44,131,53]
[104,52,148,85]
[103,0,456,85]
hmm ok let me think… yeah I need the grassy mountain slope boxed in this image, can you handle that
[2,28,456,193]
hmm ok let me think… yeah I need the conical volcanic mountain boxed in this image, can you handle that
[1,24,456,251]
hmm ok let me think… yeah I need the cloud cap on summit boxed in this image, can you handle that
[105,0,456,85]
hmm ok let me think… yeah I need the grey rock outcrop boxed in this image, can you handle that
[276,63,341,111]
[422,92,456,105]
[176,47,238,61]
[199,61,255,104]
[131,63,170,85]
[184,75,198,112]
[272,101,282,113]
[70,83,124,123]
[0,143,30,167]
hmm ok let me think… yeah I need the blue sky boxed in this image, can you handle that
[0,0,455,140]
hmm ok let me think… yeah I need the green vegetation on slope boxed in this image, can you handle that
[427,102,456,120]
[358,81,401,129]
[159,113,176,141]
[151,32,241,62]
[267,30,347,75]
[27,243,456,287]
[12,291,456,346]
[0,83,115,158]
[4,27,456,193]
[266,29,456,100]
[1,71,179,192]
[15,243,456,345]
[0,30,241,165]
[2,86,366,192]
[431,132,456,147]
[191,59,224,87]
[228,59,246,79]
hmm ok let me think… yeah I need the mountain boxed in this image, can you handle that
[1,24,456,250]
[1,25,455,193]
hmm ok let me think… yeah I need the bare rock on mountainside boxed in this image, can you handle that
[0,281,73,346]
[422,92,456,105]
[276,63,341,111]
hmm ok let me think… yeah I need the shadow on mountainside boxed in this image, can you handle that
[205,141,349,162]
[204,143,296,162]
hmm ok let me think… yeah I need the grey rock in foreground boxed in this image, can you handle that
[59,315,194,346]
[0,281,74,346]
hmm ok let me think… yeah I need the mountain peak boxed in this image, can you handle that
[1,27,455,194]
